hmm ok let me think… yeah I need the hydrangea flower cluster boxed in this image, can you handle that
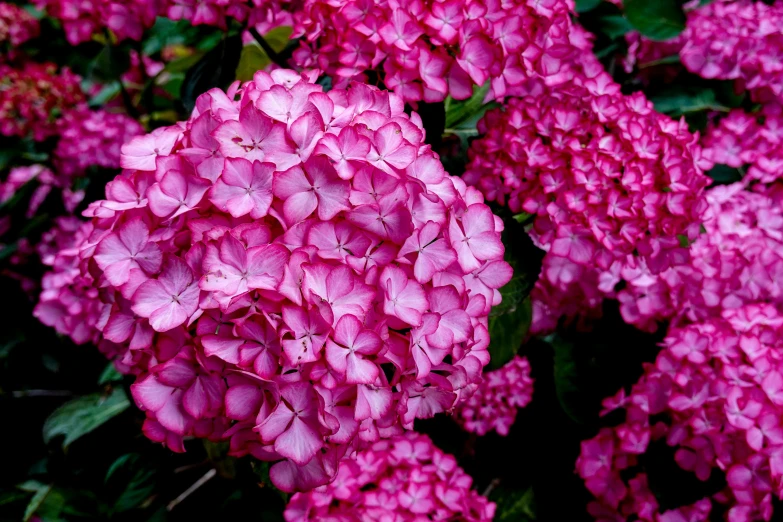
[36,69,512,492]
[0,62,85,141]
[577,304,783,522]
[700,107,783,184]
[463,59,708,333]
[33,0,292,44]
[34,219,103,345]
[54,110,145,177]
[622,0,783,103]
[0,2,39,46]
[679,0,783,103]
[612,183,783,331]
[32,0,159,44]
[0,164,83,217]
[453,355,533,436]
[284,432,495,521]
[291,0,592,103]
[464,67,707,274]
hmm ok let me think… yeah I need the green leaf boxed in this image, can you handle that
[488,296,531,370]
[444,81,492,130]
[624,0,686,41]
[0,147,19,172]
[236,44,269,82]
[706,164,743,185]
[181,34,243,113]
[552,336,586,424]
[97,363,123,385]
[575,0,602,13]
[638,54,681,69]
[90,43,132,83]
[236,27,292,82]
[492,487,536,521]
[89,82,122,106]
[42,388,130,448]
[18,481,62,522]
[105,454,157,513]
[596,15,634,40]
[650,87,729,116]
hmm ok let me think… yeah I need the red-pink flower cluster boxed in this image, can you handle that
[34,219,103,345]
[679,0,783,104]
[464,61,708,334]
[33,0,159,44]
[35,69,512,492]
[0,2,39,46]
[34,0,292,44]
[577,303,783,522]
[453,355,533,436]
[291,0,592,103]
[165,0,293,32]
[700,107,783,184]
[465,70,707,274]
[623,1,783,103]
[284,431,495,521]
[0,62,85,141]
[54,110,145,177]
[613,183,783,332]
[0,164,83,217]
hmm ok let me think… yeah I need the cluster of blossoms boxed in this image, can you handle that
[453,355,533,436]
[577,303,783,522]
[463,58,708,332]
[0,164,83,217]
[291,0,594,103]
[700,107,783,185]
[611,183,783,332]
[35,69,511,491]
[284,432,495,521]
[33,0,293,45]
[54,110,145,177]
[679,0,783,104]
[0,2,39,46]
[0,62,85,141]
[623,0,783,104]
[34,218,102,344]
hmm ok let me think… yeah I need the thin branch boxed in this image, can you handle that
[167,468,217,511]
[482,478,500,497]
[11,390,74,398]
[247,27,288,69]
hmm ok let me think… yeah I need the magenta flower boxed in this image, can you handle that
[35,70,511,494]
[292,0,588,103]
[454,356,534,436]
[94,218,162,287]
[132,256,199,332]
[208,157,274,218]
[577,304,783,521]
[284,432,495,521]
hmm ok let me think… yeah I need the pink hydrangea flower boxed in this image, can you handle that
[0,62,85,141]
[577,304,783,521]
[622,0,783,104]
[34,0,293,44]
[612,183,783,331]
[291,0,591,103]
[284,432,495,521]
[37,69,512,492]
[55,110,145,177]
[453,355,533,436]
[463,57,708,334]
[0,2,39,46]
